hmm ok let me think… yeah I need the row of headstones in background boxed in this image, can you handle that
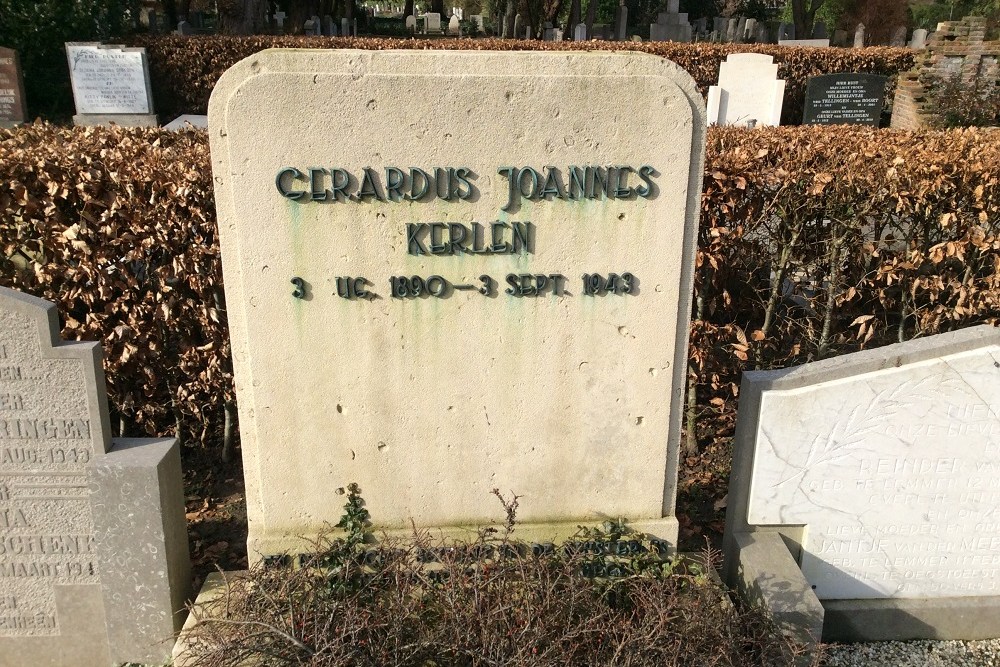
[302,15,358,37]
[0,287,191,665]
[723,326,1000,644]
[709,52,887,128]
[0,47,27,128]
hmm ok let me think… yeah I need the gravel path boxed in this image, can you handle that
[823,639,1000,667]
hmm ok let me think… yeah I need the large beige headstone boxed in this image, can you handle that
[209,49,705,559]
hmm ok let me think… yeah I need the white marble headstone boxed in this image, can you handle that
[728,326,1000,601]
[707,53,785,127]
[64,43,153,115]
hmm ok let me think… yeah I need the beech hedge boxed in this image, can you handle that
[1,123,997,490]
[130,36,916,124]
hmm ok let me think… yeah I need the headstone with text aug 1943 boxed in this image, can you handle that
[208,49,706,561]
[803,73,887,126]
[0,287,190,666]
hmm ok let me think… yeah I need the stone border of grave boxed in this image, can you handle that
[722,325,1000,649]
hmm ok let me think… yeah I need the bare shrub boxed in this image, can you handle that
[181,487,806,667]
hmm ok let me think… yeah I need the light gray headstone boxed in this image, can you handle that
[513,13,523,38]
[713,17,726,35]
[163,114,208,130]
[65,43,153,116]
[405,15,416,31]
[666,0,679,12]
[342,17,350,35]
[273,9,286,30]
[725,326,1000,602]
[726,18,738,42]
[0,287,190,666]
[176,20,193,35]
[425,12,441,32]
[854,22,865,47]
[707,52,785,127]
[448,15,460,35]
[574,22,587,40]
[736,17,747,42]
[910,28,928,49]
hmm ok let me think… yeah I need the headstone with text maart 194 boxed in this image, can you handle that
[0,287,190,666]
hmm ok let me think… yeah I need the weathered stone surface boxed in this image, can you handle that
[732,531,823,657]
[0,287,190,665]
[209,49,705,559]
[707,53,785,126]
[90,437,191,663]
[725,326,1000,601]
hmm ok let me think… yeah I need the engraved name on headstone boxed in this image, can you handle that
[208,50,705,560]
[803,73,887,126]
[0,287,190,666]
[0,47,27,127]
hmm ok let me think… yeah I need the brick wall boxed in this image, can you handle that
[891,16,999,129]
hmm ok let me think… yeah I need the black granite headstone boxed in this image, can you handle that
[803,73,887,126]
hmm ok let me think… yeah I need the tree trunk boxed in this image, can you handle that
[565,0,580,34]
[219,0,267,34]
[431,0,444,15]
[502,0,515,37]
[791,0,823,41]
[584,0,597,34]
[404,0,414,18]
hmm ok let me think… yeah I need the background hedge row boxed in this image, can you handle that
[2,123,997,534]
[132,36,916,124]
